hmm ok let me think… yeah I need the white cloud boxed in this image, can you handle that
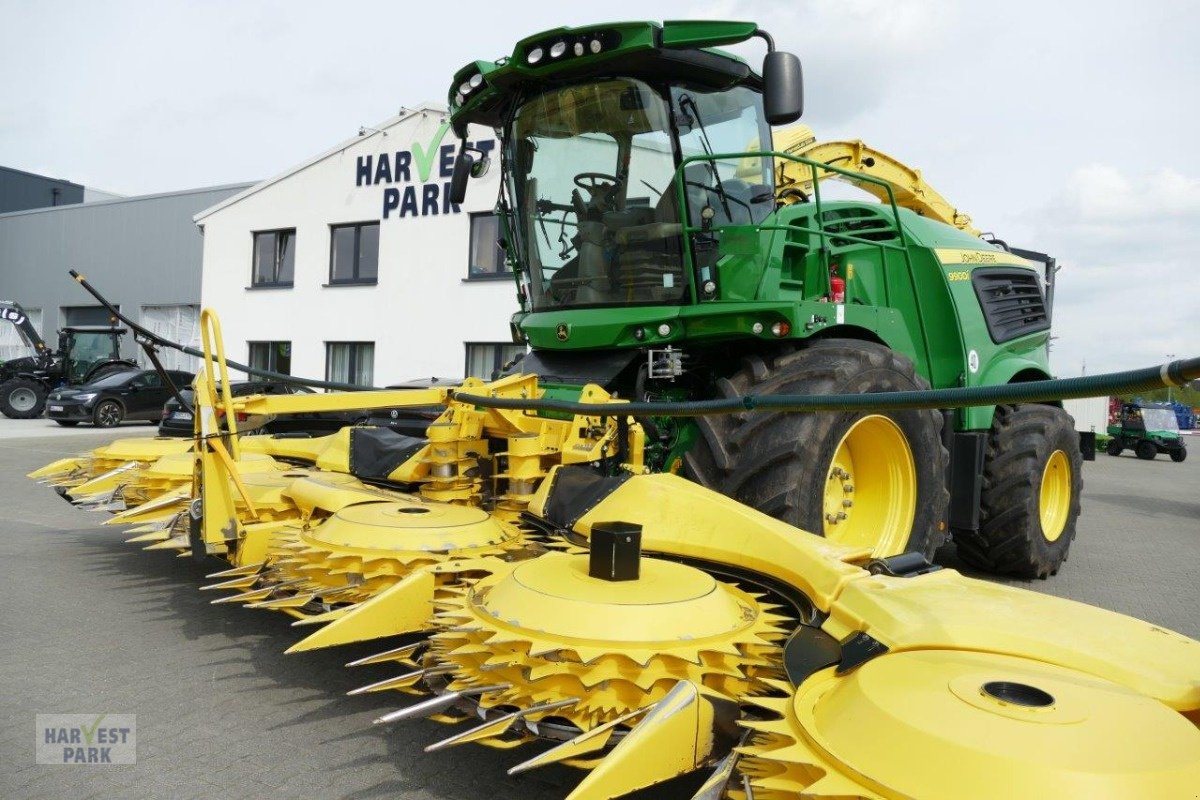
[1031,164,1200,375]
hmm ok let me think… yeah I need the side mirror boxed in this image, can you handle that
[763,51,803,125]
[449,149,475,205]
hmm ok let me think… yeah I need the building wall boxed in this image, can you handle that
[0,166,85,213]
[198,106,515,384]
[0,184,251,364]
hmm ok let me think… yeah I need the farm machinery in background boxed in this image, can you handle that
[1107,401,1188,461]
[0,300,136,418]
[27,18,1200,800]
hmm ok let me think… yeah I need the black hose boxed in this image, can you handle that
[451,358,1199,417]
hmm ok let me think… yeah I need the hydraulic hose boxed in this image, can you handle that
[451,358,1199,417]
[68,270,1196,416]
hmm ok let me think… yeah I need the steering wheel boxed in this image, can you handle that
[573,172,620,196]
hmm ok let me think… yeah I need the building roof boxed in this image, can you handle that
[0,182,257,221]
[193,101,450,224]
[0,164,84,190]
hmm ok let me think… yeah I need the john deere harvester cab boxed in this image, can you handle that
[447,20,1082,578]
[1107,402,1187,462]
[0,300,134,418]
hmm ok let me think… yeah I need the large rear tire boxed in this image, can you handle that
[957,405,1082,579]
[0,378,47,418]
[683,340,949,560]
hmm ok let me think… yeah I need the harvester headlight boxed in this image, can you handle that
[702,280,717,295]
[469,73,483,88]
[771,321,791,337]
[590,38,602,53]
[454,93,464,106]
[573,42,584,56]
[550,41,567,58]
[752,322,764,334]
[458,80,472,96]
[527,46,543,64]
[657,323,671,337]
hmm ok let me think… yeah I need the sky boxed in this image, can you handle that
[1,0,1197,374]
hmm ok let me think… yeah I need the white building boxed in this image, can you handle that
[196,103,522,386]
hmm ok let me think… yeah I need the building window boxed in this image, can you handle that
[249,341,291,376]
[465,342,526,380]
[326,341,374,386]
[140,305,200,372]
[329,222,379,285]
[61,304,119,327]
[467,212,509,279]
[252,229,295,286]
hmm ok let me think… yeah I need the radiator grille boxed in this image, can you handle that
[971,268,1049,343]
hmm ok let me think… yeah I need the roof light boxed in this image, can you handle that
[752,322,764,334]
[550,41,566,58]
[590,38,602,54]
[527,46,544,64]
[469,73,483,88]
[458,80,472,95]
[573,42,584,56]
[454,93,464,106]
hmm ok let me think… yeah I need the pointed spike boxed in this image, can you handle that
[423,697,581,754]
[206,562,266,579]
[347,668,429,696]
[210,588,273,605]
[688,742,742,800]
[247,593,317,610]
[125,531,171,544]
[373,684,510,725]
[507,706,649,775]
[200,575,261,592]
[346,641,426,668]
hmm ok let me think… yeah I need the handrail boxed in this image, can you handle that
[199,309,242,459]
[672,148,926,364]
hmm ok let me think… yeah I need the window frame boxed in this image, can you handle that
[248,341,292,376]
[465,211,511,281]
[250,228,296,288]
[327,221,380,286]
[464,341,527,380]
[325,341,375,387]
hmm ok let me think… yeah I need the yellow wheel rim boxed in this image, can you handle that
[822,414,917,557]
[1039,450,1071,543]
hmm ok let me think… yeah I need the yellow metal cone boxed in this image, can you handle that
[285,569,435,653]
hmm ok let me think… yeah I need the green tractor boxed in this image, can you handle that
[0,301,135,418]
[1107,402,1187,462]
[445,20,1084,578]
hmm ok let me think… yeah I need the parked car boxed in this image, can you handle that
[159,378,452,438]
[159,381,316,436]
[47,369,194,428]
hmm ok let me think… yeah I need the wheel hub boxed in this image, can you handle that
[9,387,37,412]
[1039,449,1071,542]
[821,414,917,556]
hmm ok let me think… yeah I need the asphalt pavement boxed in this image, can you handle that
[0,427,1196,799]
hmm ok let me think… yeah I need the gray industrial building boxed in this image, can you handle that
[0,183,252,369]
[0,166,85,214]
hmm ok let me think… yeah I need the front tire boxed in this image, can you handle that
[0,378,47,418]
[957,405,1082,579]
[683,340,949,560]
[1170,448,1187,463]
[1135,440,1157,460]
[93,399,124,428]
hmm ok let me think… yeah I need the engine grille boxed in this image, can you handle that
[971,268,1050,343]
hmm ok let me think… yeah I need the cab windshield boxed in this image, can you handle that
[1140,409,1180,432]
[508,77,772,311]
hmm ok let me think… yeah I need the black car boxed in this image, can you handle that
[158,381,315,436]
[47,369,194,428]
[159,378,451,438]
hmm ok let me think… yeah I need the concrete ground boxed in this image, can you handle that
[1,429,1196,799]
[0,415,161,440]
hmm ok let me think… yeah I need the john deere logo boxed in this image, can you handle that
[355,121,496,220]
[555,323,569,341]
